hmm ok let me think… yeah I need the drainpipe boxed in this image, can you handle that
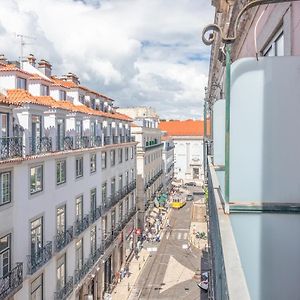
[224,45,231,204]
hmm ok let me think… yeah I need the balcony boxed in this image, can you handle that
[112,136,119,144]
[120,136,125,143]
[74,248,103,284]
[54,226,74,253]
[90,136,102,147]
[29,137,52,155]
[56,136,74,151]
[74,215,90,236]
[104,136,111,145]
[144,170,163,190]
[74,136,91,149]
[27,241,52,274]
[145,141,163,151]
[54,277,74,300]
[90,206,102,223]
[0,137,23,160]
[0,263,23,299]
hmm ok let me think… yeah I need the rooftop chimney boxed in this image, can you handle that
[38,59,52,77]
[0,54,7,65]
[27,54,36,67]
[65,72,80,85]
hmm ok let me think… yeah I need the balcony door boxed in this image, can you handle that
[57,119,65,151]
[31,218,43,256]
[0,113,8,139]
[31,115,41,154]
[0,234,10,277]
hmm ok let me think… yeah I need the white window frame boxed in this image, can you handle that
[0,171,11,205]
[75,157,83,178]
[56,160,66,185]
[30,165,43,194]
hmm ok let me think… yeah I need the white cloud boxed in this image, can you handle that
[0,0,214,119]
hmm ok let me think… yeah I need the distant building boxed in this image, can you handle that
[117,107,164,228]
[159,120,209,183]
[161,132,175,192]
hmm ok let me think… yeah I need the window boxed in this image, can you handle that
[102,183,107,206]
[90,226,96,254]
[131,169,134,181]
[79,95,85,104]
[110,150,115,166]
[75,196,83,221]
[59,90,66,101]
[263,29,284,57]
[111,178,116,196]
[31,217,43,255]
[0,172,11,205]
[75,120,83,137]
[56,206,66,233]
[41,85,49,96]
[57,254,66,290]
[131,146,134,159]
[125,198,129,215]
[90,154,96,173]
[118,175,123,191]
[56,160,66,185]
[101,152,107,169]
[111,209,116,230]
[75,239,83,270]
[119,203,123,221]
[17,77,27,90]
[125,171,129,185]
[0,234,11,277]
[125,148,129,161]
[30,165,43,194]
[31,274,43,300]
[118,149,123,164]
[90,188,96,213]
[75,157,83,178]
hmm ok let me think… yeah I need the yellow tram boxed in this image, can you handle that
[171,197,186,209]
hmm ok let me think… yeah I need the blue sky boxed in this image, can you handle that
[0,0,214,119]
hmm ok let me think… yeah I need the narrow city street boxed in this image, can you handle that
[128,200,208,300]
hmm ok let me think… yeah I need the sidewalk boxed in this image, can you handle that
[112,248,150,300]
[188,200,208,250]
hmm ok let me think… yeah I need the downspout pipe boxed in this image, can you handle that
[203,100,207,180]
[224,45,231,203]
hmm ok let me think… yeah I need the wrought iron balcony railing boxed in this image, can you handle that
[145,141,163,151]
[112,136,119,144]
[104,136,111,145]
[90,206,102,223]
[54,277,74,300]
[27,242,52,274]
[0,263,23,299]
[90,136,102,147]
[54,226,74,253]
[74,248,103,284]
[0,137,23,160]
[56,136,74,151]
[125,135,135,143]
[74,136,90,149]
[29,137,52,155]
[74,215,90,236]
[120,136,125,143]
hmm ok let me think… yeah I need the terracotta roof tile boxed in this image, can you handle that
[0,64,32,76]
[28,74,53,83]
[159,119,210,137]
[2,89,131,121]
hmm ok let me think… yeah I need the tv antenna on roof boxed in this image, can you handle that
[16,33,36,68]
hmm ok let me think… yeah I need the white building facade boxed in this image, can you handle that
[159,120,205,184]
[117,107,163,228]
[161,136,175,192]
[0,55,137,300]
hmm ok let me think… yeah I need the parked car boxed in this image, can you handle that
[198,280,208,291]
[185,181,197,187]
[186,194,194,201]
